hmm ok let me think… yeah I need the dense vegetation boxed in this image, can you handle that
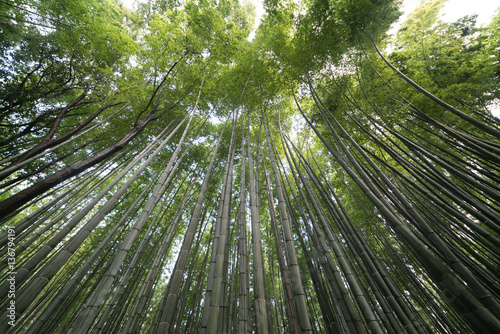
[1,0,499,332]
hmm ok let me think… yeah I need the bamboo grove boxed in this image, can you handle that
[1,0,499,332]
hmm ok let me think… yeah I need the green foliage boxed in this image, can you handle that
[394,5,500,111]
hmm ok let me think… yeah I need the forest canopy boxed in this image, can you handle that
[1,0,500,333]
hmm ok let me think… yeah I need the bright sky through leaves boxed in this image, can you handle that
[121,0,498,28]
[397,0,498,28]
